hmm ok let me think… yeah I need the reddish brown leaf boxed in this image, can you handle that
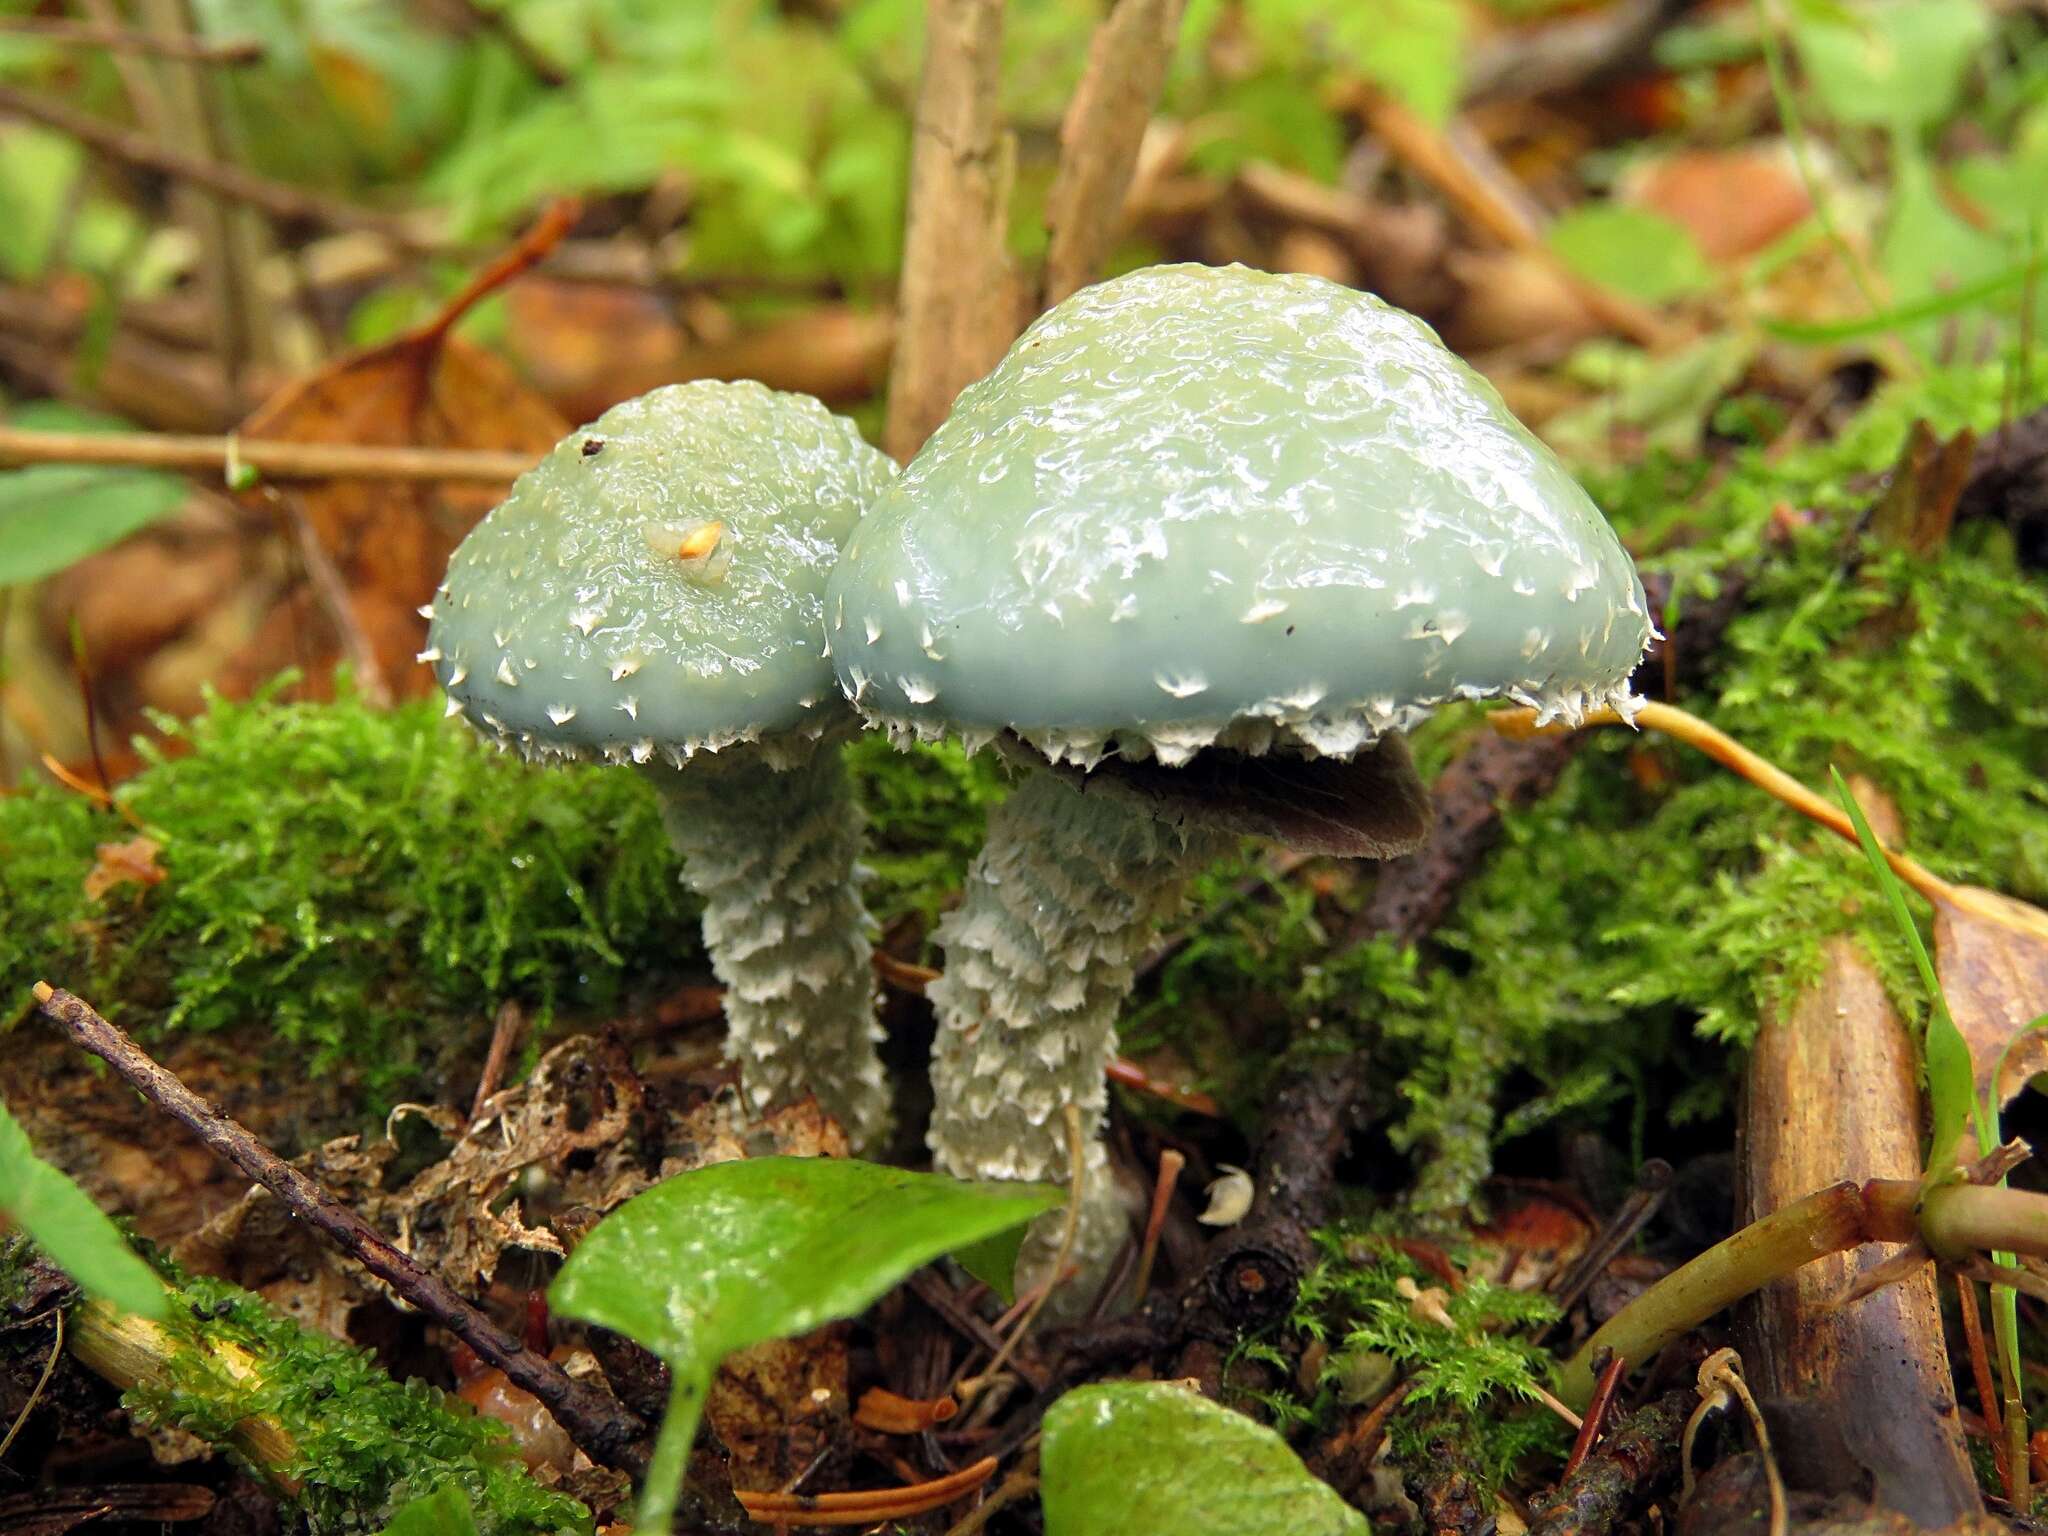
[226,209,576,699]
[1935,889,2048,1110]
[82,836,164,900]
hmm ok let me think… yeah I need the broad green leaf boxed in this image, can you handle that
[1041,1381,1369,1536]
[377,1484,479,1536]
[0,1098,168,1319]
[952,1225,1029,1306]
[0,467,189,586]
[1329,0,1464,125]
[1831,770,1981,1165]
[1878,141,2013,353]
[1548,205,1713,304]
[0,404,187,586]
[549,1157,1059,1535]
[1791,0,1990,132]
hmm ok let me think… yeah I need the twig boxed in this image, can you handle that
[0,1309,62,1463]
[469,1000,526,1128]
[442,0,569,87]
[1352,86,1677,349]
[1958,1273,2011,1493]
[275,490,393,707]
[1131,1148,1185,1304]
[28,984,647,1474]
[1544,1159,1672,1331]
[958,1106,1086,1403]
[1562,1351,1626,1481]
[1040,0,1185,306]
[938,1452,1039,1536]
[0,426,536,482]
[1462,0,1688,102]
[0,17,263,63]
[0,83,427,247]
[884,0,1019,461]
[735,1454,998,1526]
[1528,1388,1695,1536]
[1489,700,1967,910]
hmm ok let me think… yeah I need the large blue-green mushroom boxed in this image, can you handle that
[826,263,1653,1284]
[426,380,896,1151]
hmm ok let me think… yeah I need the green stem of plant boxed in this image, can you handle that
[1559,1180,1902,1407]
[635,1368,708,1536]
[1563,1177,2048,1410]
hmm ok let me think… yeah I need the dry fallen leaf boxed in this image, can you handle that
[226,207,575,700]
[83,835,165,900]
[1935,889,2048,1110]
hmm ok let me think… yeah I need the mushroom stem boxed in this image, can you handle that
[645,742,891,1152]
[928,770,1232,1296]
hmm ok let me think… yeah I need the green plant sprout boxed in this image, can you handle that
[547,1156,1060,1536]
[1539,745,2048,1470]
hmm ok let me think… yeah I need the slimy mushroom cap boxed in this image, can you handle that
[430,380,895,768]
[825,263,1652,771]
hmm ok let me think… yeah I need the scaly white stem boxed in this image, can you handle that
[928,770,1230,1294]
[648,745,891,1152]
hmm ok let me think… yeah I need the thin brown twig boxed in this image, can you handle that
[1040,0,1185,306]
[734,1454,999,1526]
[0,1309,62,1463]
[468,1000,526,1128]
[0,426,536,482]
[1562,1350,1627,1481]
[1957,1272,2011,1494]
[939,1451,1040,1536]
[0,83,428,246]
[28,984,647,1474]
[274,490,392,707]
[1131,1148,1184,1304]
[0,17,264,63]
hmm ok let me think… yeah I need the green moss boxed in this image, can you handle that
[0,682,694,1105]
[126,1265,590,1535]
[1229,1233,1568,1492]
[844,731,1009,944]
[0,683,1013,1106]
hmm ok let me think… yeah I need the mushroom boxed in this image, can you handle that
[427,380,897,1151]
[824,262,1653,1280]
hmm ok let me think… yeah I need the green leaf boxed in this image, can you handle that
[0,1098,168,1319]
[1329,0,1465,124]
[1548,204,1713,304]
[1830,769,1983,1165]
[1040,1381,1369,1536]
[549,1157,1059,1535]
[0,405,187,586]
[952,1225,1028,1306]
[377,1484,480,1536]
[1791,0,1991,133]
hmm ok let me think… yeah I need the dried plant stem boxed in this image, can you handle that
[29,983,647,1474]
[0,82,426,246]
[1491,701,1958,903]
[0,17,263,63]
[957,1106,1087,1403]
[0,1309,62,1463]
[1957,1274,2011,1492]
[0,426,536,482]
[735,1454,999,1527]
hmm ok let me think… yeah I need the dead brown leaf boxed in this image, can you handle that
[1936,890,2048,1110]
[82,836,164,900]
[706,1330,851,1493]
[226,207,575,700]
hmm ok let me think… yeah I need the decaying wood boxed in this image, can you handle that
[1041,0,1186,307]
[1736,933,1980,1525]
[884,0,1020,462]
[1530,1388,1696,1536]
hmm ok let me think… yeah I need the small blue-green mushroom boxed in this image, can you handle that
[825,263,1654,1283]
[428,380,897,1151]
